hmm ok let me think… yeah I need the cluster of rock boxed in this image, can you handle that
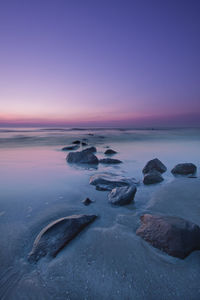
[142,158,197,185]
[142,158,167,185]
[66,147,121,166]
[62,139,88,151]
[90,173,138,206]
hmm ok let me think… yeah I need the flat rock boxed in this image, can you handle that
[104,149,117,155]
[72,140,81,144]
[90,173,138,191]
[28,214,97,262]
[99,158,122,164]
[66,150,99,164]
[62,145,79,151]
[136,214,200,259]
[143,170,164,185]
[143,158,167,174]
[82,198,94,206]
[171,163,197,175]
[108,185,137,206]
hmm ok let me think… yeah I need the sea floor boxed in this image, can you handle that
[0,127,200,300]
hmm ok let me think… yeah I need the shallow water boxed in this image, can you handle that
[0,127,200,299]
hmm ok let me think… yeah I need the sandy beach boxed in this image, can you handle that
[0,127,200,299]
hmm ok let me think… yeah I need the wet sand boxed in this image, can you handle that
[0,128,200,299]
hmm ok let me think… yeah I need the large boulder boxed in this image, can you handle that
[143,158,167,174]
[108,185,137,206]
[136,214,200,259]
[171,163,197,175]
[104,149,117,155]
[99,158,122,164]
[143,170,164,185]
[62,145,79,151]
[66,150,98,164]
[28,214,97,262]
[90,173,138,191]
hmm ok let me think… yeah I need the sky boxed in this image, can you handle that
[0,0,200,127]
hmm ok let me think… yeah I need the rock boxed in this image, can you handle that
[171,163,197,175]
[62,145,79,151]
[72,140,81,144]
[82,198,94,206]
[143,170,164,185]
[99,158,122,164]
[104,149,117,155]
[143,158,167,174]
[90,173,138,191]
[28,214,97,262]
[81,142,88,146]
[82,146,97,153]
[108,185,137,206]
[66,150,99,164]
[136,214,200,259]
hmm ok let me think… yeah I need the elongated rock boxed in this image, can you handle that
[90,173,138,191]
[28,214,97,262]
[99,158,122,164]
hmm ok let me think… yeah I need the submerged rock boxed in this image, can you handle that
[136,214,200,259]
[66,150,98,164]
[104,149,117,155]
[28,214,97,262]
[82,146,97,153]
[143,158,167,174]
[99,158,122,164]
[108,185,137,206]
[171,163,197,175]
[82,198,94,206]
[90,173,138,191]
[72,140,81,144]
[143,170,164,185]
[62,145,79,151]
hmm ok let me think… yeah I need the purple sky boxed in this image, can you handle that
[0,0,200,127]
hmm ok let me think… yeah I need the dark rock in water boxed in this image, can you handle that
[88,133,94,136]
[99,158,122,164]
[82,146,97,153]
[188,175,198,179]
[81,142,88,146]
[108,185,137,206]
[90,173,138,191]
[72,140,81,144]
[143,170,164,185]
[28,214,97,262]
[104,149,117,155]
[136,214,200,259]
[66,150,99,164]
[171,163,197,175]
[143,158,167,174]
[62,145,79,151]
[82,198,94,206]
